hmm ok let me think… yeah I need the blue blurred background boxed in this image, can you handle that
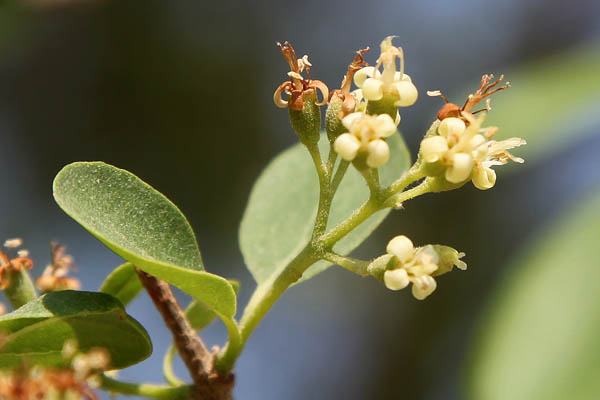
[1,0,600,399]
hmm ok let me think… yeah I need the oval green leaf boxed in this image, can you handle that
[468,187,600,400]
[240,133,410,284]
[53,162,236,317]
[0,291,151,370]
[99,263,143,306]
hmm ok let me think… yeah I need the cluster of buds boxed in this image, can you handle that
[274,37,419,168]
[36,242,80,293]
[420,75,525,189]
[374,235,466,300]
[353,36,418,108]
[62,341,110,383]
[333,112,397,167]
[0,238,34,290]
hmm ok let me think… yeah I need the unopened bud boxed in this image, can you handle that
[288,90,322,145]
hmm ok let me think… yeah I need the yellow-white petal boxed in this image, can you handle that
[353,67,378,88]
[333,133,361,161]
[394,71,412,82]
[472,166,497,190]
[445,153,474,183]
[384,268,410,291]
[366,139,390,168]
[393,81,418,107]
[411,275,437,300]
[341,112,363,131]
[362,78,384,101]
[438,117,466,138]
[373,114,397,138]
[420,136,449,163]
[386,235,414,264]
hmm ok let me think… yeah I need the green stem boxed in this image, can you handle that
[330,160,349,194]
[385,160,427,197]
[320,198,380,248]
[323,252,370,276]
[163,345,186,386]
[216,246,319,372]
[383,177,437,208]
[306,143,332,238]
[326,145,338,176]
[4,269,36,309]
[214,315,242,373]
[100,374,190,399]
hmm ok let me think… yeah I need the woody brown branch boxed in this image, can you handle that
[135,269,234,400]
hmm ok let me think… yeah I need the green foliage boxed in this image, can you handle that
[53,162,237,317]
[0,291,151,370]
[240,134,410,284]
[99,263,143,306]
[468,187,600,400]
[186,281,239,331]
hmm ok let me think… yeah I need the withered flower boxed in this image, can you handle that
[427,74,510,121]
[36,241,80,293]
[328,47,370,119]
[0,239,34,290]
[273,41,329,111]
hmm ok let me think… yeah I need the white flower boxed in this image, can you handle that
[383,237,442,300]
[353,36,418,107]
[418,112,525,189]
[333,112,397,167]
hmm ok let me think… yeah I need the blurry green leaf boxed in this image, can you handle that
[0,291,151,370]
[53,162,236,317]
[186,280,240,331]
[240,134,410,284]
[99,263,142,306]
[468,187,600,400]
[474,42,600,165]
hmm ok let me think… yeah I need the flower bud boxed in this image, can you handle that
[445,153,474,183]
[393,81,418,107]
[472,166,496,190]
[362,78,384,101]
[334,133,361,161]
[325,95,347,142]
[386,235,414,264]
[420,136,449,163]
[438,117,466,137]
[384,268,410,290]
[366,139,390,168]
[411,275,437,300]
[288,90,322,145]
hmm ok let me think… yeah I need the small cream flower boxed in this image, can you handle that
[419,112,525,189]
[383,236,441,300]
[353,37,418,107]
[333,112,397,167]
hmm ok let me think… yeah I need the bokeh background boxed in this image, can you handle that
[1,0,600,399]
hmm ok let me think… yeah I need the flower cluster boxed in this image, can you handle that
[333,112,397,167]
[353,36,418,108]
[36,241,80,293]
[383,235,466,300]
[420,112,526,189]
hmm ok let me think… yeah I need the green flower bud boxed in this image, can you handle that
[288,90,322,146]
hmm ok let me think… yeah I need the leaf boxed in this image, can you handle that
[240,133,410,284]
[53,162,236,317]
[186,280,240,331]
[99,263,143,306]
[0,291,151,370]
[473,41,600,166]
[468,187,600,400]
